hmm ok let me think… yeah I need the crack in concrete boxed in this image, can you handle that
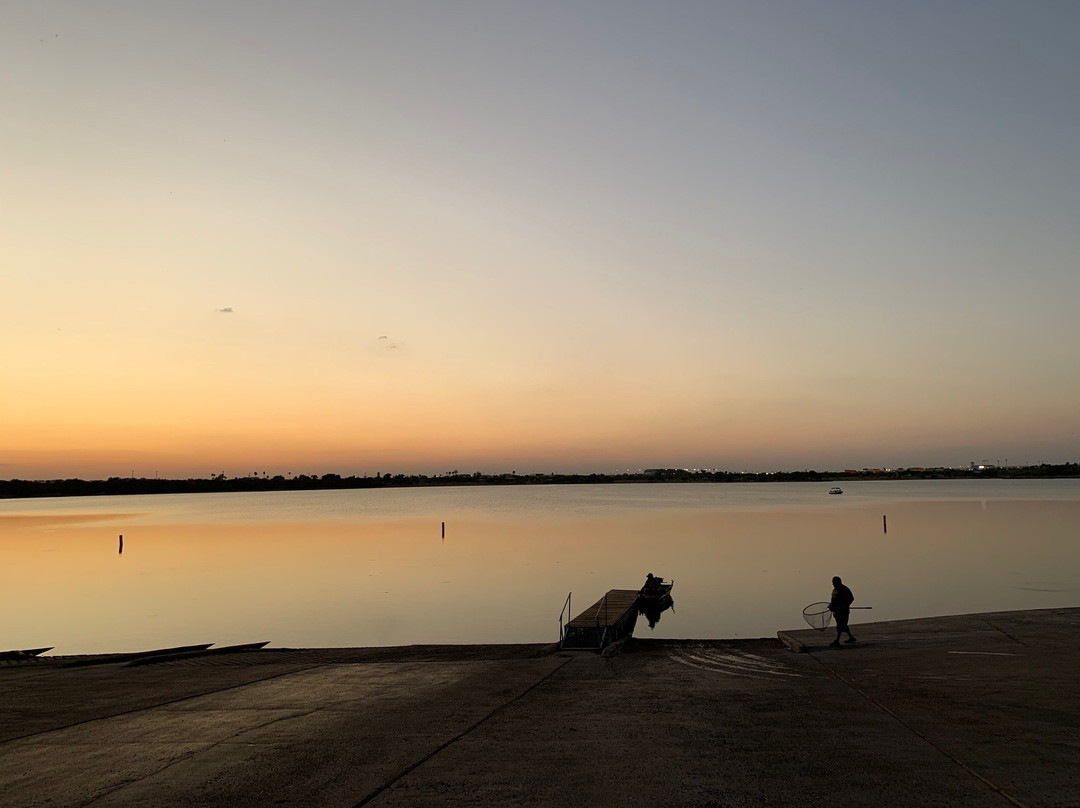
[809,654,1030,808]
[1,663,326,745]
[350,655,575,807]
[977,618,1029,647]
[77,687,339,808]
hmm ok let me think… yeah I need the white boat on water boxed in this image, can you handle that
[829,487,843,495]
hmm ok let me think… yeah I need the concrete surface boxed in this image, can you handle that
[2,608,1078,807]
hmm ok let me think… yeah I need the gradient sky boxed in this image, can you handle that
[3,1,1079,478]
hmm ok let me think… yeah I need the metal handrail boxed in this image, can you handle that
[558,592,572,644]
[595,592,609,650]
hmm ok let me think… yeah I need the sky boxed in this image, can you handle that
[3,1,1079,479]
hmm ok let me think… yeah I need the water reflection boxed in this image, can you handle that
[2,483,1079,653]
[638,593,675,630]
[637,573,675,629]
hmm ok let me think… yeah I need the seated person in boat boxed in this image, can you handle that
[642,572,664,595]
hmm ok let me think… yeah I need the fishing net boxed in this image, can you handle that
[802,602,833,631]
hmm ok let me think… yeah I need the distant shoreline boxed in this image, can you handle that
[2,463,1077,500]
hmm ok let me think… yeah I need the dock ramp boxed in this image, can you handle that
[559,589,640,651]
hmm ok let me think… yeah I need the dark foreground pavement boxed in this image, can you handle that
[2,608,1078,807]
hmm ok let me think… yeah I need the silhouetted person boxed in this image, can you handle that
[828,576,856,647]
[642,573,658,595]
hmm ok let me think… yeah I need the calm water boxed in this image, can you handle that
[3,479,1079,653]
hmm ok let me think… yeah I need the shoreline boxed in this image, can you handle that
[6,601,1075,664]
[6,603,1076,666]
[3,464,1079,500]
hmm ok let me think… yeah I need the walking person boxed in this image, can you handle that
[828,576,857,647]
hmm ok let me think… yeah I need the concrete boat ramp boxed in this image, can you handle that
[2,607,1078,807]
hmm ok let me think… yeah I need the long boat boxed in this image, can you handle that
[0,647,54,661]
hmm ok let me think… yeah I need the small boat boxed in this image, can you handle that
[829,487,843,495]
[638,577,674,600]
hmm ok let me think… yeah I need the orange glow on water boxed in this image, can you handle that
[3,492,1078,654]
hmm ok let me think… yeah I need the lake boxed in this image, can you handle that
[2,479,1079,654]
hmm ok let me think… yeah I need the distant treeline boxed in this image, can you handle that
[2,463,1078,499]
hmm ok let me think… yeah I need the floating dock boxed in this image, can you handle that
[560,589,640,650]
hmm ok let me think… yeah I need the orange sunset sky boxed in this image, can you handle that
[3,2,1079,479]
